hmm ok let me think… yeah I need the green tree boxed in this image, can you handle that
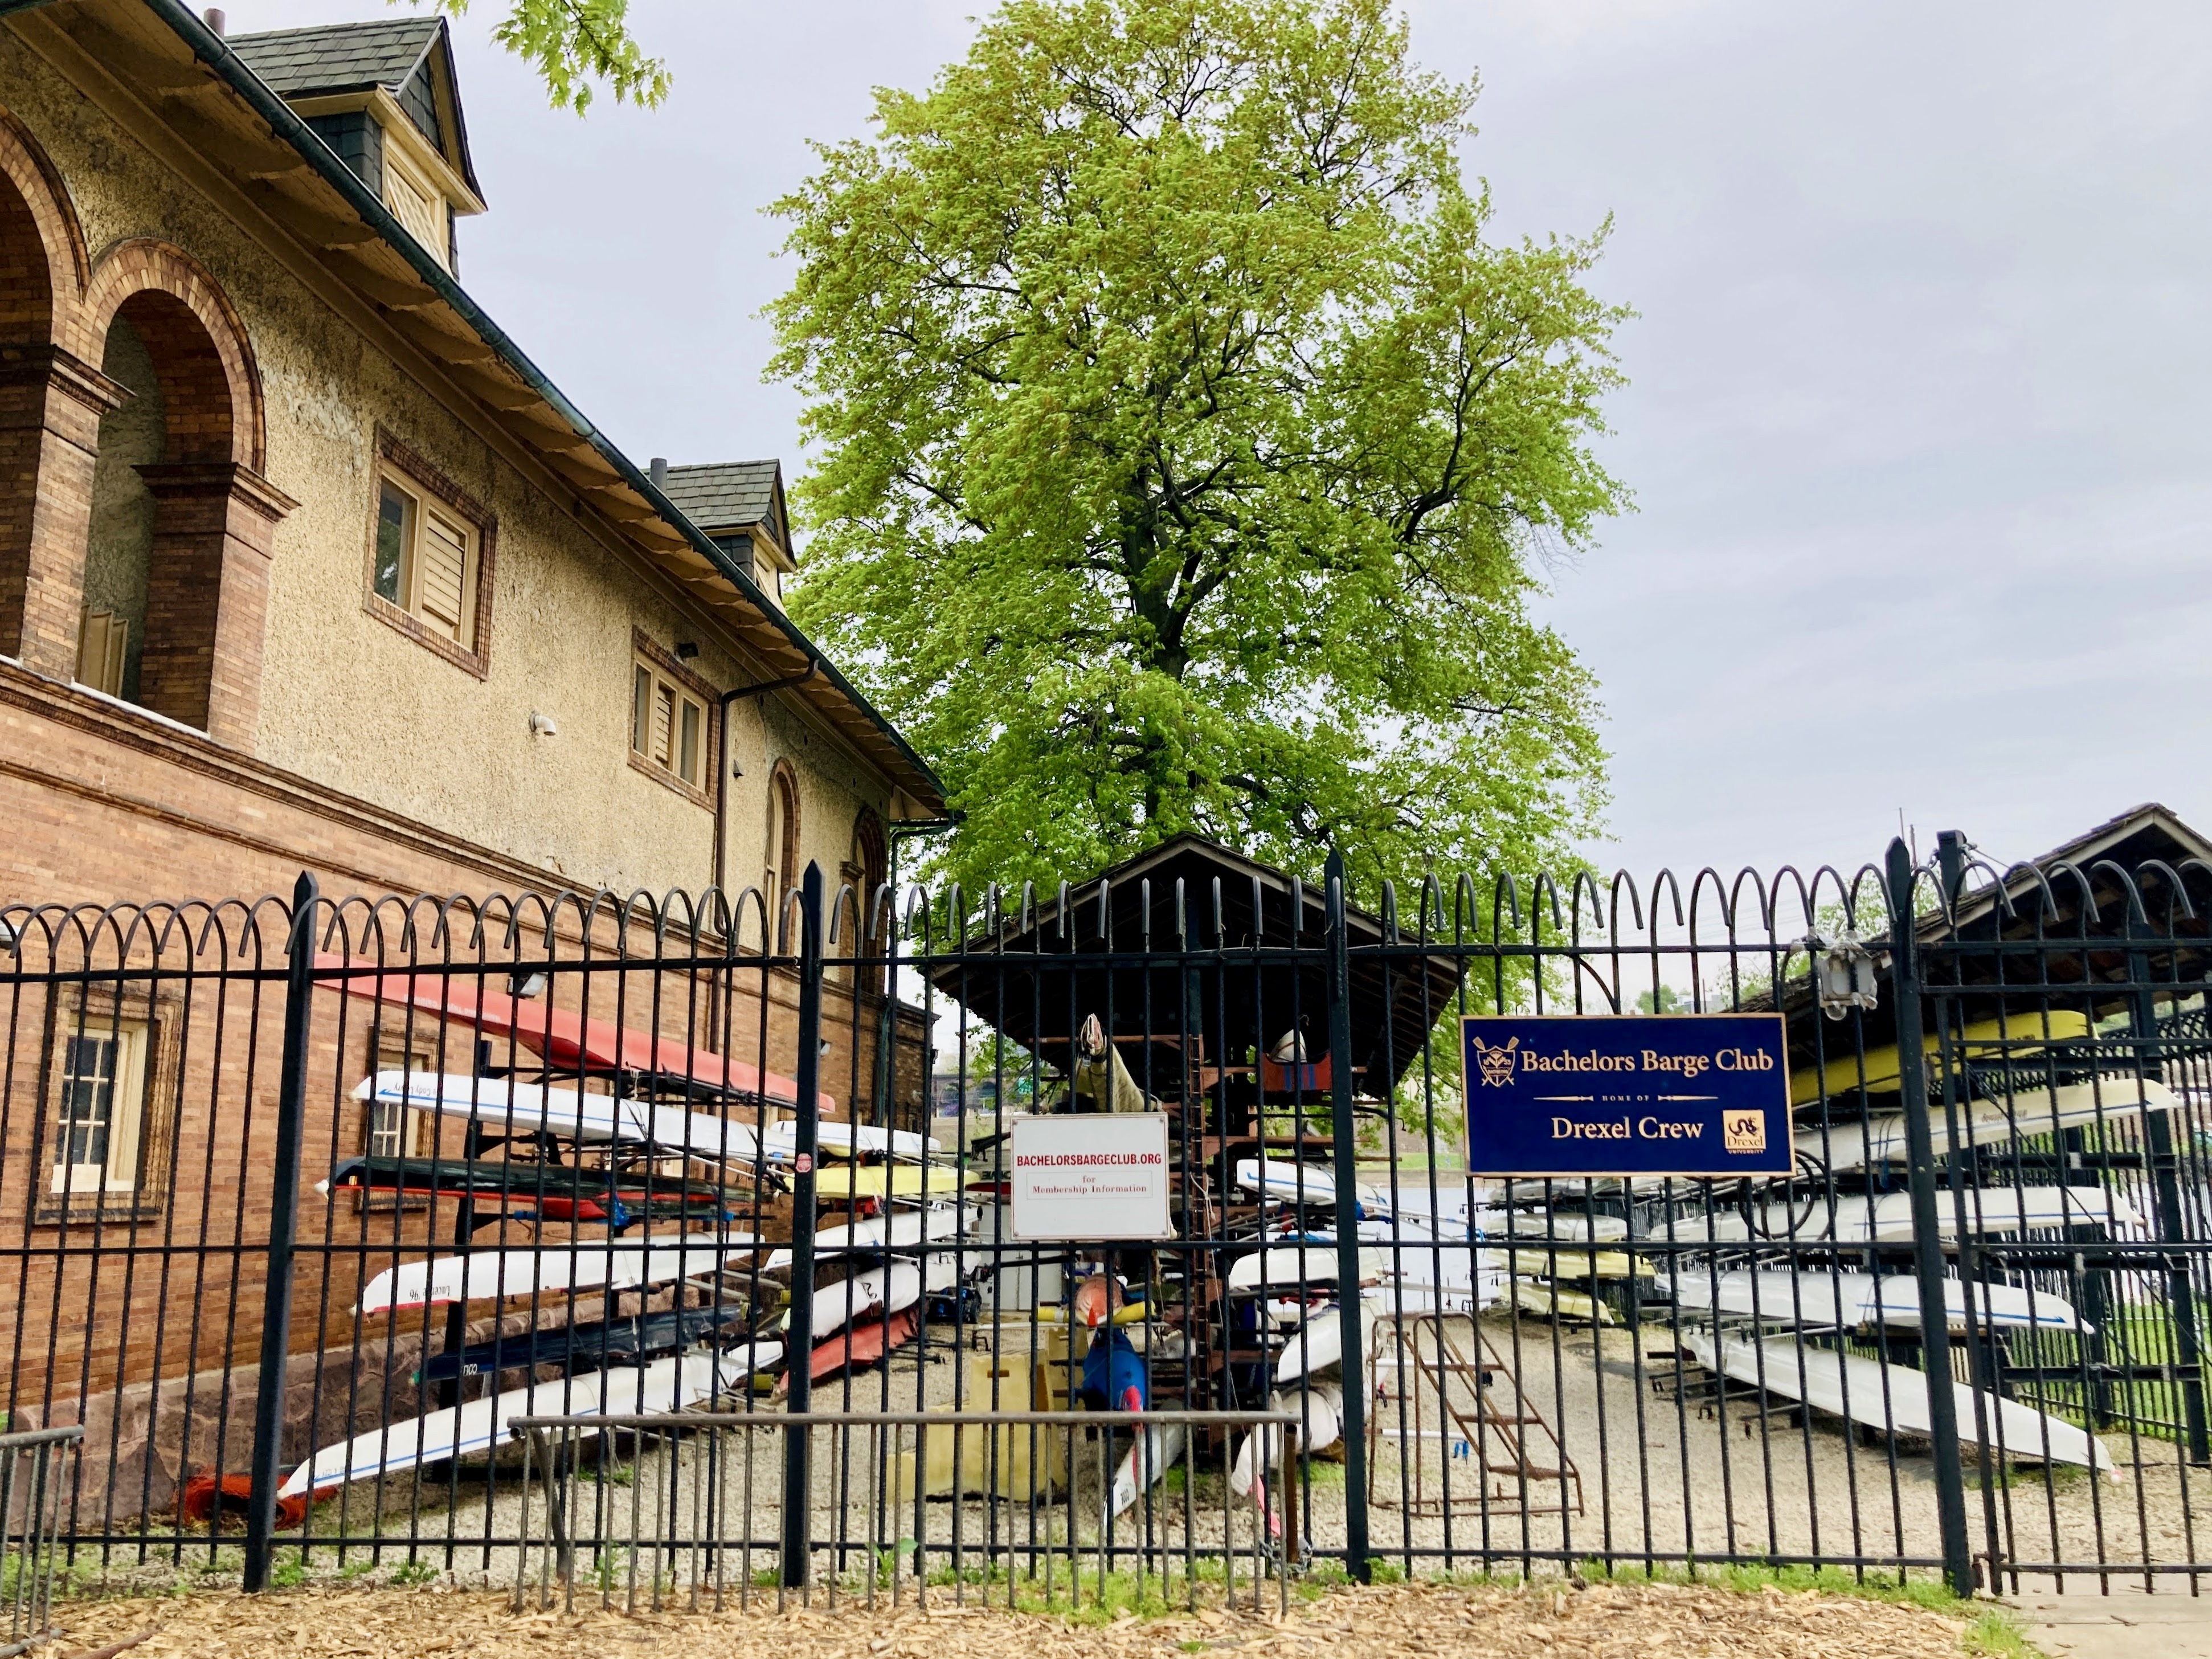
[768,0,1628,896]
[419,1,667,113]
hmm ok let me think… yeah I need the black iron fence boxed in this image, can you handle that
[0,836,2207,1601]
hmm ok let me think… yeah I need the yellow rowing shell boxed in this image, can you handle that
[809,1163,962,1200]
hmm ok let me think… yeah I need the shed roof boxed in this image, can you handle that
[926,833,1465,1097]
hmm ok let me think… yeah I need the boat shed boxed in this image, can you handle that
[925,833,1466,1118]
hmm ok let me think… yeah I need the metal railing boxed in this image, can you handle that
[509,1408,1300,1615]
[0,837,2207,1600]
[0,1429,79,1654]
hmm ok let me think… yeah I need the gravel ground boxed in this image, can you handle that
[43,1578,1983,1659]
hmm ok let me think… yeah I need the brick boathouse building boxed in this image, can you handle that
[0,4,947,1525]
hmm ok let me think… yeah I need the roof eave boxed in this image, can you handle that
[117,0,945,815]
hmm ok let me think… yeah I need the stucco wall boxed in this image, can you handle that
[0,35,890,904]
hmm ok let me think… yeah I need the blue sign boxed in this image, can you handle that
[1461,1014,1793,1178]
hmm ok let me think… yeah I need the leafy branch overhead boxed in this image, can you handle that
[424,0,668,113]
[770,0,1631,897]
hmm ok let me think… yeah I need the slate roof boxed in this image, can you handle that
[228,18,442,99]
[661,461,783,537]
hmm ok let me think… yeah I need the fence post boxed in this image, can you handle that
[781,861,824,1591]
[2124,912,2210,1464]
[1884,839,1974,1596]
[244,870,318,1592]
[1324,851,1371,1582]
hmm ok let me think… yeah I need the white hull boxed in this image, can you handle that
[1109,1423,1187,1518]
[1233,1159,1341,1204]
[276,1343,782,1499]
[798,1255,958,1339]
[1276,1307,1373,1383]
[766,1207,961,1271]
[1687,1186,2142,1244]
[354,1072,761,1164]
[1684,1330,2112,1476]
[1226,1244,1381,1293]
[1796,1079,2178,1175]
[357,1235,754,1314]
[765,1120,939,1162]
[1665,1269,2087,1333]
[1230,1383,1343,1498]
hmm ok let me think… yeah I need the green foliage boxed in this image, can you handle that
[268,1552,308,1589]
[386,1558,440,1587]
[771,0,1628,897]
[410,1,668,113]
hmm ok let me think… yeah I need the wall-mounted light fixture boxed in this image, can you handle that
[507,970,550,999]
[675,641,700,661]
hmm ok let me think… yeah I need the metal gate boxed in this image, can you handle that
[0,827,2204,1599]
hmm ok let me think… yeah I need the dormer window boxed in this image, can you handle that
[230,18,484,275]
[655,461,799,611]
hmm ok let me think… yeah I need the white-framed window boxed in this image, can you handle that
[51,1021,147,1200]
[374,467,479,644]
[366,1045,430,1160]
[632,658,707,791]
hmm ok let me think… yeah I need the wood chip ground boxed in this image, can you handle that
[45,1580,1977,1658]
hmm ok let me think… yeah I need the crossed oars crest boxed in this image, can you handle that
[1469,1033,1519,1088]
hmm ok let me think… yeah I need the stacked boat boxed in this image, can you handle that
[280,1067,972,1511]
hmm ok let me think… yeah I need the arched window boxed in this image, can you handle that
[845,808,889,994]
[763,762,800,948]
[78,242,287,743]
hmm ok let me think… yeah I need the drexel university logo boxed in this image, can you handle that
[1470,1034,1519,1088]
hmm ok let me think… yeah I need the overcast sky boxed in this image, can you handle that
[226,1,2212,885]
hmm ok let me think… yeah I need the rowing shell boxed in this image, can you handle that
[354,1072,763,1164]
[1664,1269,2088,1333]
[1797,1079,2179,1174]
[1688,1186,2144,1244]
[1683,1330,2112,1476]
[1226,1245,1381,1294]
[276,1343,782,1501]
[357,1234,754,1314]
[1109,1422,1187,1518]
[765,1120,940,1162]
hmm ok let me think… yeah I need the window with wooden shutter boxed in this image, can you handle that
[367,448,489,669]
[75,608,129,698]
[629,640,714,800]
[416,509,469,637]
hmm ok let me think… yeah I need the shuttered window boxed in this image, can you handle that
[631,655,708,791]
[383,152,449,269]
[373,467,479,649]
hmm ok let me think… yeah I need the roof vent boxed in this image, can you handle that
[202,7,226,35]
[649,456,669,492]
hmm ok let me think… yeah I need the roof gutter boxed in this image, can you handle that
[124,0,945,807]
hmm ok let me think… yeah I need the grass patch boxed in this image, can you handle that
[1961,1607,2038,1657]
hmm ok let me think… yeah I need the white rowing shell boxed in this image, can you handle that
[1797,1079,2178,1175]
[357,1235,757,1314]
[1226,1245,1381,1293]
[764,1207,962,1271]
[1688,1186,2143,1244]
[1275,1306,1375,1383]
[276,1343,783,1500]
[1109,1421,1187,1518]
[1683,1330,2112,1476]
[764,1119,939,1162]
[795,1255,958,1339]
[354,1072,762,1164]
[1665,1269,2087,1333]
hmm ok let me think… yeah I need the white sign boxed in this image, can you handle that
[1009,1114,1171,1241]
